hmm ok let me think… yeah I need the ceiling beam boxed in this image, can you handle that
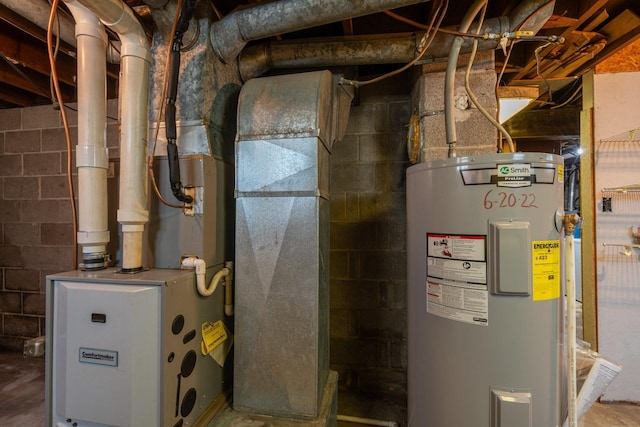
[0,24,77,87]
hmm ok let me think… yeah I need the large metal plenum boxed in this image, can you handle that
[234,70,335,419]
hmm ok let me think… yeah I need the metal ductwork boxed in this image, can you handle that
[209,0,430,64]
[237,0,556,81]
[238,17,510,81]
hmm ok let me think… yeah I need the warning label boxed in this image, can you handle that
[532,240,561,301]
[426,234,488,326]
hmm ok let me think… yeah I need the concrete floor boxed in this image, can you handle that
[2,351,639,427]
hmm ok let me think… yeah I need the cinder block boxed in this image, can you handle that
[22,292,45,315]
[0,108,22,131]
[40,175,70,199]
[331,134,358,163]
[22,105,60,129]
[0,200,20,223]
[330,163,375,192]
[3,177,39,199]
[345,103,386,134]
[20,245,74,270]
[345,193,359,222]
[375,222,407,251]
[330,337,380,367]
[359,192,405,221]
[329,250,350,280]
[5,269,39,292]
[3,314,39,337]
[389,101,411,131]
[107,123,119,148]
[0,155,23,177]
[375,163,407,193]
[5,130,40,153]
[330,222,376,250]
[42,127,77,152]
[20,200,71,223]
[330,309,354,338]
[390,339,408,369]
[380,280,407,311]
[329,279,380,310]
[330,193,346,221]
[0,246,23,268]
[41,223,73,246]
[23,153,61,176]
[356,368,406,396]
[360,307,406,341]
[0,291,21,313]
[3,223,39,246]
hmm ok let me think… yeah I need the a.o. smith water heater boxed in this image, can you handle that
[407,153,564,427]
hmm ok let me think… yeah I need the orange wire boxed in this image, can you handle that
[48,0,78,269]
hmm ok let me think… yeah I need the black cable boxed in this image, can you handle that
[164,0,197,204]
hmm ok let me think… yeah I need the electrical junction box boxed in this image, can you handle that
[45,269,230,427]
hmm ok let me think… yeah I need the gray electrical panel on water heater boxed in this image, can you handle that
[407,153,564,427]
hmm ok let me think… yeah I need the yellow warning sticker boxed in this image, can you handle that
[557,165,564,183]
[201,320,227,355]
[532,240,561,301]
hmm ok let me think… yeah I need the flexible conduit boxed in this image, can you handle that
[444,0,488,158]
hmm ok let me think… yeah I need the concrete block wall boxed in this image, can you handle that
[329,73,411,411]
[412,51,498,161]
[0,101,119,351]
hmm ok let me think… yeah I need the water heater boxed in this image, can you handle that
[407,153,564,427]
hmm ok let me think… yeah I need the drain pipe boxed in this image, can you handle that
[63,0,110,270]
[210,0,429,63]
[76,0,151,272]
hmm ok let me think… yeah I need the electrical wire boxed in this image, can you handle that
[48,0,78,268]
[340,0,448,88]
[148,0,186,210]
[550,80,582,109]
[383,9,484,38]
[535,41,553,103]
[463,2,514,153]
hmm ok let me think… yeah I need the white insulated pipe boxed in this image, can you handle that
[64,0,110,269]
[76,0,151,271]
[563,214,580,427]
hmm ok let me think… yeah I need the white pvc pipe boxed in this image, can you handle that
[76,0,151,271]
[337,414,398,427]
[64,0,110,267]
[565,229,578,427]
[181,257,232,298]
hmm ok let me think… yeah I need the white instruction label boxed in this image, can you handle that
[426,234,488,326]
